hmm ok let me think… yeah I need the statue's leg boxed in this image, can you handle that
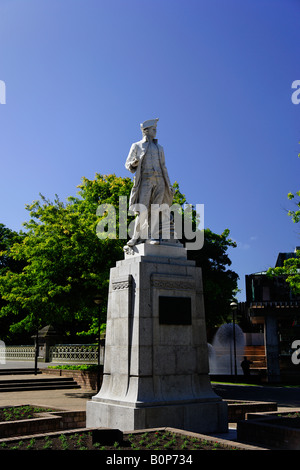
[127,179,152,245]
[148,176,166,242]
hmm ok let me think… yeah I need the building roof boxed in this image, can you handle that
[276,250,299,267]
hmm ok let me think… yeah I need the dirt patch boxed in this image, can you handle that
[0,429,239,451]
[0,406,54,422]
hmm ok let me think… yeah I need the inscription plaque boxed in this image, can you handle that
[159,296,192,325]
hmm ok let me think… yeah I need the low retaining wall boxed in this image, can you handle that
[226,400,277,422]
[237,410,300,450]
[0,426,268,451]
[42,369,101,391]
[0,408,86,439]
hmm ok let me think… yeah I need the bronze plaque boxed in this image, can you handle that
[159,296,192,325]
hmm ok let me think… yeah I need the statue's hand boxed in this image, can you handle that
[131,159,139,167]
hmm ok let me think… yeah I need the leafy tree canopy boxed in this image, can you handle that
[287,190,300,224]
[267,148,300,294]
[0,224,25,274]
[0,174,131,340]
[188,228,238,328]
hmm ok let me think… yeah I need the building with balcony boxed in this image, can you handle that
[245,248,300,383]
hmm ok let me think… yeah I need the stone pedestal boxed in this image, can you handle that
[86,243,227,433]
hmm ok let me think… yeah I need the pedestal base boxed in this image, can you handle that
[86,243,228,434]
[86,398,228,434]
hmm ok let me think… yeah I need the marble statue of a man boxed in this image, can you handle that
[125,118,174,246]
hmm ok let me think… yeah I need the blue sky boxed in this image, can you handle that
[0,0,299,301]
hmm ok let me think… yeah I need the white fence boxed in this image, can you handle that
[3,344,103,364]
[49,344,103,364]
[5,346,35,361]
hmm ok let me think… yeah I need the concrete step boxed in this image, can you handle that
[0,384,80,392]
[0,377,76,384]
[0,376,80,392]
[0,369,42,375]
[245,346,265,352]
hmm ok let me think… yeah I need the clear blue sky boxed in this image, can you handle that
[0,0,299,301]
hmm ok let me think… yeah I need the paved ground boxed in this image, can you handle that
[0,388,95,411]
[212,382,300,409]
[0,361,95,410]
[2,361,299,410]
[1,378,298,412]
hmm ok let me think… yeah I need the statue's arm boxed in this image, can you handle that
[125,144,139,173]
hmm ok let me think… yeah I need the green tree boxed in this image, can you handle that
[0,225,27,342]
[171,185,239,328]
[188,228,238,328]
[0,175,132,341]
[287,190,300,224]
[0,174,238,343]
[0,224,25,274]
[267,188,300,294]
[267,148,300,293]
[267,251,300,295]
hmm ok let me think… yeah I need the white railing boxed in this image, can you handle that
[5,346,35,361]
[3,344,103,364]
[49,344,103,364]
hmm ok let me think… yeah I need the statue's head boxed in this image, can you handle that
[140,118,158,139]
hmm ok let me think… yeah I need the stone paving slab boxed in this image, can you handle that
[0,376,94,411]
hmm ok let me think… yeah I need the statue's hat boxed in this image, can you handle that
[140,118,159,129]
